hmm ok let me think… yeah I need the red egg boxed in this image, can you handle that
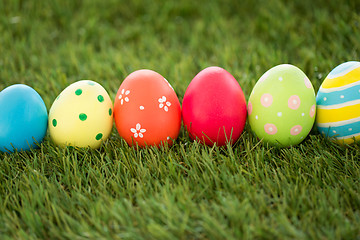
[114,70,181,147]
[182,67,247,146]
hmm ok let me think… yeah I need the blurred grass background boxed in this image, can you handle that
[1,0,360,239]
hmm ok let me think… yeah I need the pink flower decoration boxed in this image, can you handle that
[310,104,316,118]
[290,125,302,136]
[264,123,277,135]
[288,95,301,110]
[247,101,253,115]
[304,77,312,89]
[260,93,273,107]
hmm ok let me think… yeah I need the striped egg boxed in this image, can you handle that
[316,61,360,144]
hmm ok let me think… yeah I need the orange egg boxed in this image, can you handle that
[114,70,181,147]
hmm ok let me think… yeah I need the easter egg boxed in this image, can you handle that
[0,84,48,152]
[182,66,247,146]
[248,64,316,147]
[48,80,113,148]
[114,69,181,147]
[316,61,360,144]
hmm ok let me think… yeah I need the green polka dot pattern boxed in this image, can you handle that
[48,80,113,149]
[79,113,87,121]
[96,133,103,140]
[98,95,104,102]
[75,89,82,96]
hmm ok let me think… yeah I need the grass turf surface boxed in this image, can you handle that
[1,0,360,239]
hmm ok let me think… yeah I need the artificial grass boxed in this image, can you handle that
[1,0,360,239]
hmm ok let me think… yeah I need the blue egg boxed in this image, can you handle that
[0,84,48,152]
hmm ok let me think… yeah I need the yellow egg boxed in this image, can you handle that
[49,80,113,148]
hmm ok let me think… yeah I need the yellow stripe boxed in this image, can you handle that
[322,68,360,89]
[316,103,360,123]
[336,135,360,145]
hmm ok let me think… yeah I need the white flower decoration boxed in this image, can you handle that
[118,89,130,105]
[158,96,171,112]
[130,123,146,138]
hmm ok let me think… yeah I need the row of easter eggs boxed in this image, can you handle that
[1,61,360,152]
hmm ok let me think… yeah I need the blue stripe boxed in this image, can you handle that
[316,84,360,106]
[328,61,360,78]
[317,121,360,138]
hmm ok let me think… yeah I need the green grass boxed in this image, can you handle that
[1,0,360,239]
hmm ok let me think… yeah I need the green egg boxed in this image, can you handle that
[248,64,316,147]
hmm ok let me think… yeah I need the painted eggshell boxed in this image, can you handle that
[182,66,247,146]
[48,80,113,149]
[0,84,48,152]
[316,61,360,145]
[248,64,316,147]
[114,69,181,147]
